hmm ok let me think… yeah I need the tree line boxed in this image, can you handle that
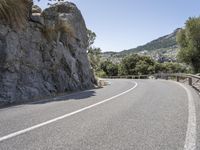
[96,54,189,77]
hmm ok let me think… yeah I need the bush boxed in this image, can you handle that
[155,62,189,73]
[119,54,155,75]
[100,60,118,76]
[96,70,107,78]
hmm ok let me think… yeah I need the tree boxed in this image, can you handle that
[177,17,200,73]
[36,0,65,6]
[87,29,96,48]
[155,62,189,74]
[119,54,140,75]
[119,54,155,75]
[155,63,165,73]
[88,47,101,71]
[86,29,102,74]
[135,61,155,75]
[100,60,118,76]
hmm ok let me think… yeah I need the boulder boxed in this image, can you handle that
[30,5,44,25]
[31,13,44,25]
[32,5,42,14]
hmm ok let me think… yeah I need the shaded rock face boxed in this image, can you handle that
[0,2,95,104]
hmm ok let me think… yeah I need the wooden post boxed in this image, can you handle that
[188,77,192,86]
[176,76,180,82]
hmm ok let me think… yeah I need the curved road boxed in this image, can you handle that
[0,79,200,150]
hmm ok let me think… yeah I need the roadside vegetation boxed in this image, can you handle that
[87,29,191,78]
[87,28,191,78]
[97,55,189,77]
[177,17,200,73]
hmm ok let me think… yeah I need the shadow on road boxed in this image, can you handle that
[0,89,98,109]
[31,90,97,105]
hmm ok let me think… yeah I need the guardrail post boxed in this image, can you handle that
[176,76,180,82]
[188,77,192,86]
[166,76,168,80]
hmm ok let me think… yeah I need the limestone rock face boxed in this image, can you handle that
[0,2,95,104]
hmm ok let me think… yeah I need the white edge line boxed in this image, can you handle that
[173,81,196,150]
[0,81,138,142]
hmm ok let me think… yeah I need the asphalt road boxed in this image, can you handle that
[0,79,200,150]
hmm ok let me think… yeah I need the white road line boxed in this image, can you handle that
[0,81,138,142]
[176,82,196,150]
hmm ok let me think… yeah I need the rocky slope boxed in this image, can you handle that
[0,2,95,104]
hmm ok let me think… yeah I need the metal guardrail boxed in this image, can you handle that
[172,74,200,92]
[105,73,200,92]
[168,73,200,92]
[105,75,150,79]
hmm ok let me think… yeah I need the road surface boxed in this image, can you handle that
[0,79,200,150]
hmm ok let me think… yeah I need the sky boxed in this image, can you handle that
[34,0,200,52]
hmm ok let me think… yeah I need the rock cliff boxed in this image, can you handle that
[0,2,96,104]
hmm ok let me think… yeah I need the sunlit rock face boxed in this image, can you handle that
[0,2,95,104]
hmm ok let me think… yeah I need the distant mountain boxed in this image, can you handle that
[101,28,181,63]
[120,28,181,54]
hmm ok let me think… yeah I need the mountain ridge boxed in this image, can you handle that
[101,28,181,63]
[120,28,181,54]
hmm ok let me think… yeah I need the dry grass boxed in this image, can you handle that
[56,21,75,38]
[42,26,57,41]
[42,20,76,42]
[0,0,30,28]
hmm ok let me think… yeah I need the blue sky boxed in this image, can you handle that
[34,0,200,52]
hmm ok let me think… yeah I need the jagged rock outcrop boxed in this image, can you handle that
[0,2,96,104]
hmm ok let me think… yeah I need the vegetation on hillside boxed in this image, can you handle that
[101,29,181,64]
[177,17,200,73]
[121,29,180,54]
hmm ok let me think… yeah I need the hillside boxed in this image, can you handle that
[102,28,181,63]
[121,28,181,54]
